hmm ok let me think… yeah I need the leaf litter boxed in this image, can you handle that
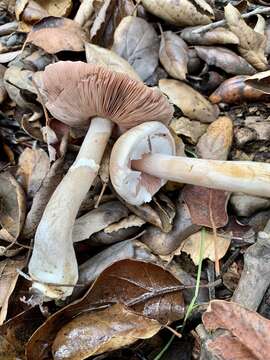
[1,1,270,359]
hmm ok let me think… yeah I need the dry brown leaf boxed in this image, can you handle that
[183,185,229,228]
[0,307,44,360]
[112,16,159,81]
[140,0,214,26]
[0,257,26,325]
[244,69,270,93]
[196,116,233,160]
[16,147,50,198]
[0,172,26,239]
[181,231,231,265]
[52,304,161,360]
[225,3,268,71]
[181,26,239,45]
[26,259,185,359]
[104,215,145,233]
[203,300,270,360]
[209,75,270,104]
[159,79,219,123]
[90,0,116,45]
[159,31,189,81]
[195,46,256,75]
[85,42,141,81]
[170,117,208,144]
[0,64,7,103]
[26,16,88,54]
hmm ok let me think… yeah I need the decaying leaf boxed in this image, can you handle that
[159,79,219,123]
[104,214,145,233]
[26,259,185,359]
[196,116,233,160]
[85,42,141,81]
[26,16,88,54]
[225,3,268,71]
[0,307,44,360]
[209,75,270,104]
[244,69,270,93]
[0,172,26,239]
[22,156,64,239]
[181,26,239,45]
[170,117,208,144]
[181,230,231,265]
[140,0,214,26]
[112,16,159,81]
[202,300,270,360]
[15,0,49,28]
[90,0,116,45]
[0,64,7,103]
[72,201,129,242]
[195,46,256,75]
[16,147,50,198]
[183,185,229,228]
[159,31,189,81]
[52,304,161,360]
[0,257,26,325]
[16,0,72,21]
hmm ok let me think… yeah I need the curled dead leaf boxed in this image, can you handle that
[170,117,208,144]
[159,31,189,81]
[159,79,219,123]
[181,26,239,45]
[112,16,159,81]
[209,75,270,104]
[140,0,214,26]
[26,16,88,54]
[196,116,233,160]
[52,304,161,360]
[244,69,270,93]
[225,3,268,71]
[85,42,141,81]
[0,172,26,239]
[195,46,256,75]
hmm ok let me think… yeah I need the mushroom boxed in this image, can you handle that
[28,61,173,300]
[110,121,270,205]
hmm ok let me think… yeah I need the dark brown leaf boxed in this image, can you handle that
[183,185,229,228]
[26,259,185,359]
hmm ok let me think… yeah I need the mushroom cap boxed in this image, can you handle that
[110,121,176,205]
[37,61,174,129]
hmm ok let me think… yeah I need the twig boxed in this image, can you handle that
[180,6,270,34]
[164,325,182,339]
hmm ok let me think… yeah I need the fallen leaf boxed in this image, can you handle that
[0,307,44,360]
[112,16,159,81]
[159,79,219,123]
[73,201,129,242]
[90,0,116,45]
[244,69,270,93]
[181,26,239,45]
[52,304,161,360]
[159,31,189,81]
[196,116,233,160]
[203,300,270,360]
[225,3,268,71]
[85,42,141,81]
[16,147,50,198]
[26,16,88,54]
[0,172,26,239]
[140,0,214,26]
[209,75,270,104]
[0,50,21,64]
[15,0,49,27]
[181,230,231,265]
[170,117,208,144]
[26,259,185,359]
[195,46,256,75]
[0,64,7,103]
[22,156,64,239]
[0,257,26,325]
[104,214,145,233]
[183,185,229,228]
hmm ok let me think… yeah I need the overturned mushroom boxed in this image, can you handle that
[110,121,270,205]
[29,61,173,300]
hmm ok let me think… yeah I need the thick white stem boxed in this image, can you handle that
[132,154,270,198]
[28,117,112,300]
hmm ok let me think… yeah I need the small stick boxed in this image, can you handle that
[179,6,270,34]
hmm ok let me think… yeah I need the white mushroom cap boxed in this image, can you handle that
[110,122,176,205]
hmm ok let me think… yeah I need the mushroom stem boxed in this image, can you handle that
[132,154,270,198]
[28,117,113,300]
